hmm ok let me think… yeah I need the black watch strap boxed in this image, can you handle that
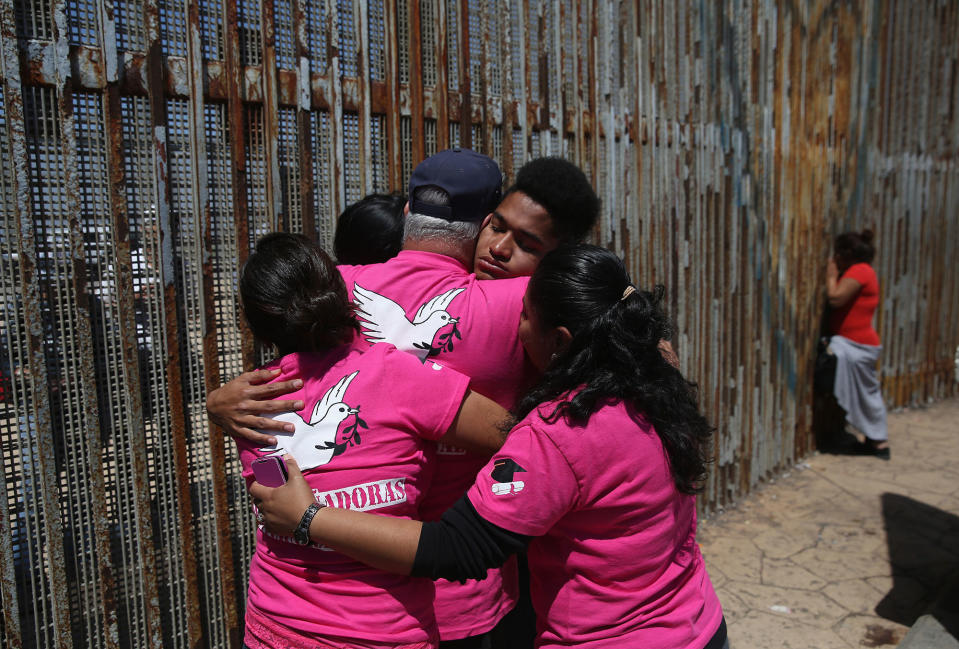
[294,502,324,545]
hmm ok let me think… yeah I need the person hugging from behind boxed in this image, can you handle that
[825,229,889,459]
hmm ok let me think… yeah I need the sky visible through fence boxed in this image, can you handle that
[1,1,958,647]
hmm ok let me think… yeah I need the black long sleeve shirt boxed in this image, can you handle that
[411,496,531,582]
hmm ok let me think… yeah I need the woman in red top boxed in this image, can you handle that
[825,230,889,458]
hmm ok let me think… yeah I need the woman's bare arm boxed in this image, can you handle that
[438,390,512,456]
[826,258,862,309]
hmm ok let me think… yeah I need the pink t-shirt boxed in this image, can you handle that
[468,400,724,649]
[236,343,471,648]
[338,250,533,638]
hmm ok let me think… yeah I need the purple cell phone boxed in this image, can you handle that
[252,456,288,487]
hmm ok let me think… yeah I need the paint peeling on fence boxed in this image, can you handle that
[1,1,957,647]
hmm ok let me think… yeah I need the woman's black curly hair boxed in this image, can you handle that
[514,244,714,494]
[834,229,876,266]
[240,233,359,355]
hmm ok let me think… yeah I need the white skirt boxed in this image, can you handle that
[829,335,888,441]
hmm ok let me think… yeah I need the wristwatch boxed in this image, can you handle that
[294,502,325,545]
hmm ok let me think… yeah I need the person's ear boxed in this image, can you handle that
[403,202,410,216]
[552,326,572,356]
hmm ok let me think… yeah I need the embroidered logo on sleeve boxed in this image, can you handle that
[258,370,366,470]
[490,458,527,496]
[352,283,464,362]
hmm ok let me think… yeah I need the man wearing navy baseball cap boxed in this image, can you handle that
[407,147,503,223]
[398,147,504,269]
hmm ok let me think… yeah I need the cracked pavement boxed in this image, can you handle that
[698,398,959,648]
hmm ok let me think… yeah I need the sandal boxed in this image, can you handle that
[863,439,891,461]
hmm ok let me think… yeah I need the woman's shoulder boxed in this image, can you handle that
[521,398,652,446]
[516,399,665,488]
[257,347,380,395]
[271,346,357,375]
[315,344,418,384]
[845,262,877,282]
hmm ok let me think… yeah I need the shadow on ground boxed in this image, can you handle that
[878,493,959,639]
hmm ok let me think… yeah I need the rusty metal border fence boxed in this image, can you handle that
[0,1,957,647]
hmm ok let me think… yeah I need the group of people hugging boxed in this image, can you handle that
[207,149,729,648]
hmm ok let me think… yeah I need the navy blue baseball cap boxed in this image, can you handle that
[408,148,503,223]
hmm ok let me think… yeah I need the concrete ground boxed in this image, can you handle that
[698,397,959,649]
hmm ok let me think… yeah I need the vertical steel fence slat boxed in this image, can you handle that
[0,1,66,646]
[477,0,490,157]
[95,0,165,642]
[566,0,581,172]
[457,0,470,149]
[260,0,283,231]
[187,0,241,645]
[294,0,316,239]
[325,0,344,218]
[141,0,203,646]
[355,0,371,195]
[183,3,220,642]
[223,0,255,370]
[221,0,258,621]
[222,0,249,254]
[49,0,120,645]
[435,0,450,152]
[514,0,529,171]
[383,0,401,190]
[185,0,233,646]
[498,0,514,178]
[408,1,424,164]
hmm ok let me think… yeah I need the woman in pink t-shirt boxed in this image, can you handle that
[235,233,509,649]
[252,244,727,649]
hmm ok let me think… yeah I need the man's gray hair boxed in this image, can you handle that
[404,185,481,245]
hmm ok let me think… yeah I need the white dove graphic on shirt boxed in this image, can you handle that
[353,284,465,362]
[258,370,361,471]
